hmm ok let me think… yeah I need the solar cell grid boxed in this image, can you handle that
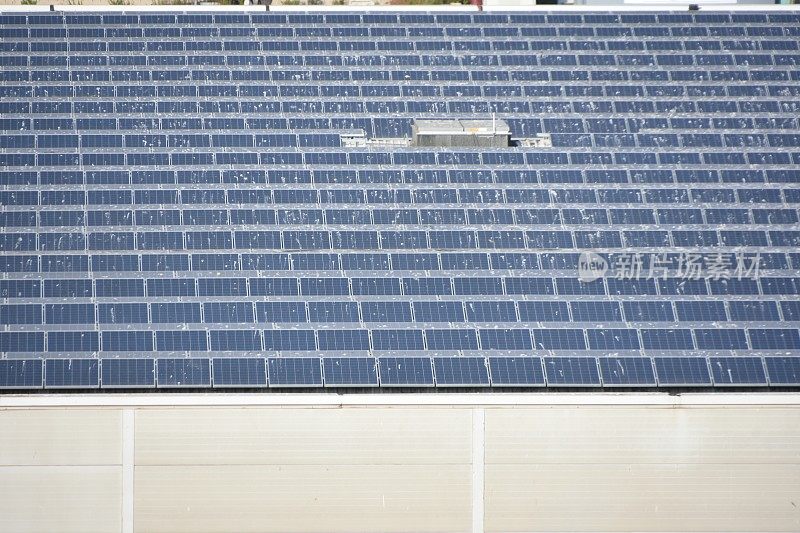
[212,357,267,387]
[544,357,601,386]
[156,358,211,387]
[0,359,43,389]
[599,357,656,387]
[323,357,378,386]
[709,356,768,386]
[101,358,155,388]
[379,357,435,387]
[2,10,799,390]
[44,359,99,389]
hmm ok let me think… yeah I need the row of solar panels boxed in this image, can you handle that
[5,85,800,102]
[4,188,799,206]
[5,134,800,151]
[1,356,798,389]
[3,325,799,352]
[2,108,798,128]
[1,95,799,115]
[4,27,800,42]
[4,208,798,228]
[1,114,795,130]
[5,230,799,252]
[1,251,794,274]
[6,79,800,99]
[2,76,798,94]
[5,153,800,169]
[3,186,799,205]
[10,30,794,45]
[2,12,797,25]
[0,135,800,152]
[5,185,799,202]
[5,275,796,297]
[4,69,798,85]
[4,299,799,325]
[5,41,800,57]
[2,92,798,108]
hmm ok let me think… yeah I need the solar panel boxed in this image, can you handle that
[654,357,712,387]
[709,357,768,387]
[488,357,545,386]
[212,358,267,387]
[0,359,43,389]
[322,357,378,387]
[3,11,800,392]
[101,358,155,388]
[764,357,800,386]
[267,357,323,387]
[44,359,99,389]
[156,358,211,388]
[599,357,657,387]
[544,357,601,387]
[378,357,435,387]
[433,357,490,386]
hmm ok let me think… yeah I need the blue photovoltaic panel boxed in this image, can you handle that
[379,357,434,386]
[323,357,378,386]
[0,359,43,389]
[3,12,800,393]
[101,358,155,388]
[709,357,767,386]
[764,357,800,386]
[599,357,657,387]
[156,358,211,387]
[212,357,267,387]
[267,357,323,387]
[654,357,712,387]
[544,357,601,386]
[433,357,490,386]
[488,357,545,386]
[44,359,99,388]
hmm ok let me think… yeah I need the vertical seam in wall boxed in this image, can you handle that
[472,407,485,533]
[122,409,135,533]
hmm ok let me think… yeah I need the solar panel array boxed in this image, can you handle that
[1,10,799,389]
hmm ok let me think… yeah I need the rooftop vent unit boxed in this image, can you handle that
[517,134,553,148]
[411,118,511,148]
[340,130,411,148]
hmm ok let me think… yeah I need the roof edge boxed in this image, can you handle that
[3,392,800,409]
[2,4,800,12]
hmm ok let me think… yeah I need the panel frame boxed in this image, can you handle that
[764,356,800,387]
[211,357,268,388]
[0,358,43,390]
[378,356,435,387]
[100,358,156,389]
[543,356,602,388]
[598,357,657,388]
[487,356,546,387]
[44,358,100,389]
[654,357,713,387]
[709,356,769,387]
[267,357,324,388]
[432,356,490,387]
[322,356,379,387]
[155,358,212,388]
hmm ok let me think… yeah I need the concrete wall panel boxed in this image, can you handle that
[134,464,471,533]
[0,466,122,533]
[0,394,798,533]
[135,407,471,465]
[484,406,800,532]
[0,409,121,466]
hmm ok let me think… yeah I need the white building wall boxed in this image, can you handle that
[1,393,799,533]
